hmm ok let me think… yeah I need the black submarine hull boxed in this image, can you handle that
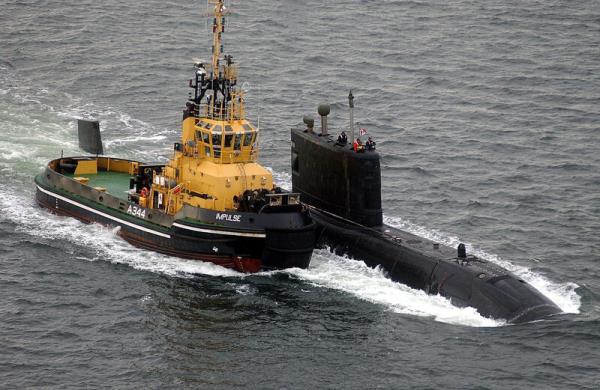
[312,208,560,323]
[291,125,561,323]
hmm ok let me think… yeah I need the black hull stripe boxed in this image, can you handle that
[36,185,171,239]
[118,230,248,266]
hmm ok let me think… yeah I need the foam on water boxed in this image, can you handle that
[0,190,242,278]
[383,215,581,314]
[0,70,173,164]
[266,167,292,190]
[289,249,503,327]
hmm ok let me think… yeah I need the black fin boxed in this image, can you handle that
[77,119,104,155]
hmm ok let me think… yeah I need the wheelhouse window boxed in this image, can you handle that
[212,132,222,146]
[224,134,233,148]
[234,133,242,150]
[243,131,254,146]
[190,123,261,159]
[212,132,222,158]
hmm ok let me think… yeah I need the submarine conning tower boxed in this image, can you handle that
[291,102,383,227]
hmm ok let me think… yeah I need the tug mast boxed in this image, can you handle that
[190,0,244,121]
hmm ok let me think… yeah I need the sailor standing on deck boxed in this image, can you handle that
[365,136,376,151]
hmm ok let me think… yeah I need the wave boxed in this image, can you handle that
[288,249,503,327]
[0,191,242,278]
[0,70,173,166]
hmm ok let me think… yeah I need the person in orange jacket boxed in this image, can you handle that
[353,138,364,152]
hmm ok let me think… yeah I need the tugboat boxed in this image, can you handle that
[290,94,562,323]
[35,0,316,273]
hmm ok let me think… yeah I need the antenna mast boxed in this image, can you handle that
[189,0,243,121]
[210,0,225,76]
[348,91,354,143]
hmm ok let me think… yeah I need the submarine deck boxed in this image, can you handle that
[64,171,132,201]
[311,206,513,280]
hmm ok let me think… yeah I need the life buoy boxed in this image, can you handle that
[141,187,149,198]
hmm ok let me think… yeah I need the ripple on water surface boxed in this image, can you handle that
[1,0,599,388]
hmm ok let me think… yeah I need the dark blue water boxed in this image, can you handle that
[1,1,599,388]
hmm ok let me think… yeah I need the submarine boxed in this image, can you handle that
[291,93,562,323]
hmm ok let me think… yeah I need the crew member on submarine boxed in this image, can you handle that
[353,138,364,152]
[366,136,376,151]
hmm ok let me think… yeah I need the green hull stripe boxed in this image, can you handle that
[36,185,171,239]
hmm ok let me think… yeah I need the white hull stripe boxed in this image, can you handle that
[172,222,266,238]
[37,185,171,239]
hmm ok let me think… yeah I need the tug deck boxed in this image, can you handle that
[65,171,132,201]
